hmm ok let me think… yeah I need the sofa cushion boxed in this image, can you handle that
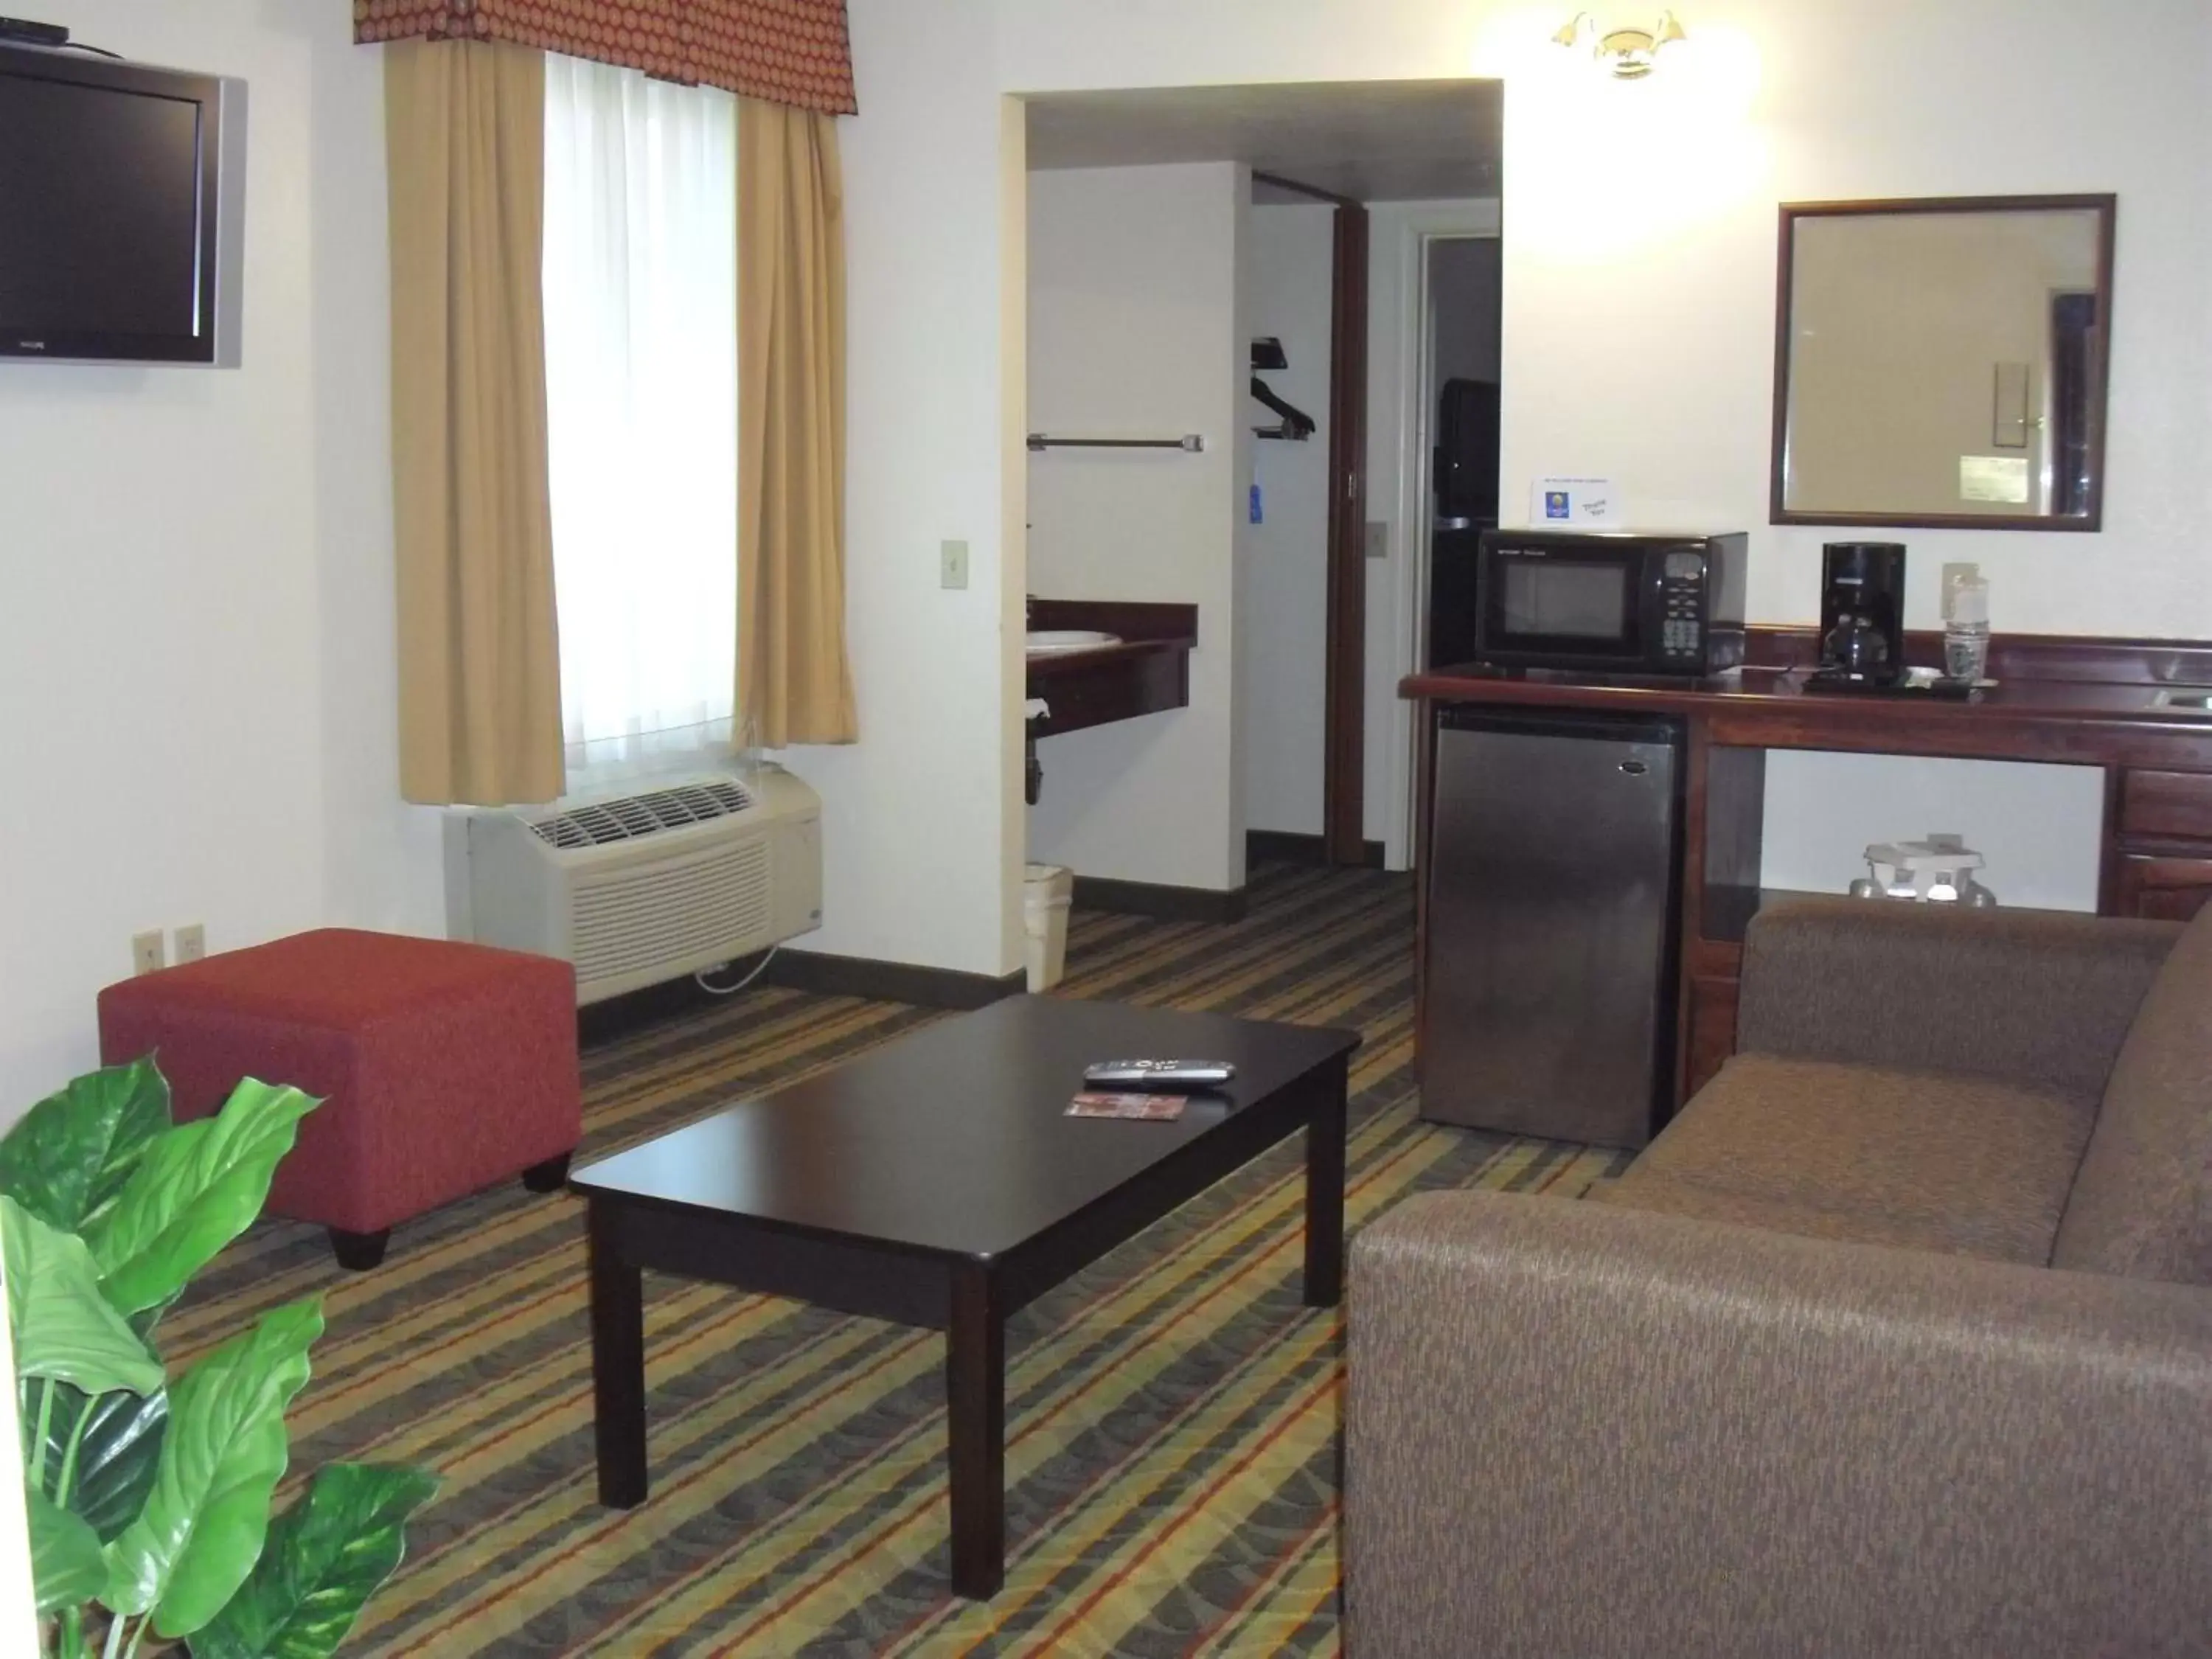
[2052,906,2212,1285]
[1602,1054,2096,1265]
[1588,1172,2041,1260]
[1736,899,2176,1104]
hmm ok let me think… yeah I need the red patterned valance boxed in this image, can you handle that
[354,0,857,116]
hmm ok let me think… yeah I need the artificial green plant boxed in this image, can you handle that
[3,1057,438,1659]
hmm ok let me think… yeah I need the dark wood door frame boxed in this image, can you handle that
[1256,171,1370,866]
[1324,203,1371,866]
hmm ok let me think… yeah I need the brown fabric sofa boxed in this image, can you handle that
[1347,898,2212,1658]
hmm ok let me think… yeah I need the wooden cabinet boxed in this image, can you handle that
[1023,600,1197,740]
[1406,633,2212,1115]
[2121,769,2212,838]
[1682,975,1740,1101]
[2113,765,2212,921]
[2113,855,2212,922]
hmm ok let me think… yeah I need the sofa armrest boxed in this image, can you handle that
[1346,1190,2212,1659]
[1736,897,2179,1098]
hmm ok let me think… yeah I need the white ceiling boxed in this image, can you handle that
[1024,81,1503,204]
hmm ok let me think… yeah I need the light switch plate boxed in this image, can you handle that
[1364,521,1388,560]
[940,539,970,590]
[174,923,206,964]
[131,930,165,976]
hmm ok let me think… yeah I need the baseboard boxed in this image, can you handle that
[1245,830,1385,869]
[577,946,1025,1046]
[576,973,720,1046]
[761,948,1028,1010]
[1072,875,1248,924]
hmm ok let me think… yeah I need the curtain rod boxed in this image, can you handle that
[1026,434,1206,453]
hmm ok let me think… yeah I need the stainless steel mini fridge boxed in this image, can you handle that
[1419,706,1684,1149]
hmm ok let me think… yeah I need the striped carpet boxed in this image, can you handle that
[164,862,1625,1656]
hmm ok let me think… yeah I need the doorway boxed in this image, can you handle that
[1023,80,1502,890]
[1243,170,1369,866]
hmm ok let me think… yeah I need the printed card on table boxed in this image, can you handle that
[1067,1092,1188,1121]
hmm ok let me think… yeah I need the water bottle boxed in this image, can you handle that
[1944,571,1990,683]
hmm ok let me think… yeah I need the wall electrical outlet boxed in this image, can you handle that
[1365,521,1389,561]
[940,538,970,590]
[173,923,206,964]
[131,930,165,976]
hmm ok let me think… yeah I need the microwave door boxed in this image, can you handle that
[1489,557,1643,663]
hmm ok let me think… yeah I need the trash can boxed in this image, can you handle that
[1023,863,1075,991]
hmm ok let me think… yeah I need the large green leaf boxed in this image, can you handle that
[188,1463,439,1659]
[104,1296,322,1640]
[85,1080,319,1316]
[27,1481,107,1615]
[0,1055,171,1236]
[22,1378,169,1543]
[2,1197,164,1397]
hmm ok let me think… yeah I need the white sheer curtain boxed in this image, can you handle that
[542,55,738,790]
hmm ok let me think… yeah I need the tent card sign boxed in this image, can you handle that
[1530,476,1621,526]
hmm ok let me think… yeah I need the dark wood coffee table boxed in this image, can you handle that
[569,994,1358,1599]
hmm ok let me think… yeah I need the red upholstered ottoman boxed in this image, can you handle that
[97,928,580,1269]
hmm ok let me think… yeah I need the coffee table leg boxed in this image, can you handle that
[588,1200,649,1509]
[946,1260,1006,1599]
[1304,1058,1347,1307]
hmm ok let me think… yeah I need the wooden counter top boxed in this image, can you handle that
[1401,630,2212,768]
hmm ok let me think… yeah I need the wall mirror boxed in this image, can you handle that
[1771,194,2115,531]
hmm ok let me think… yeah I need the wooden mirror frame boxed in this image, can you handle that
[1768,192,2117,532]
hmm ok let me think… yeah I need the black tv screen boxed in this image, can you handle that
[0,44,243,364]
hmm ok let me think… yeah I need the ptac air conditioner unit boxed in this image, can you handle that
[452,766,821,1005]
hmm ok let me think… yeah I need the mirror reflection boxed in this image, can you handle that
[1774,196,2114,529]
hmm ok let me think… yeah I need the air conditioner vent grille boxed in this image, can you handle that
[571,836,773,990]
[531,780,754,849]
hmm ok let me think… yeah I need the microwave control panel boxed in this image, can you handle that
[1658,549,1707,661]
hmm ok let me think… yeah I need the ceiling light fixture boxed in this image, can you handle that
[1552,10,1688,79]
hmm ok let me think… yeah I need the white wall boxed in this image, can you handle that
[979,0,2212,904]
[1025,162,1248,891]
[799,0,1025,976]
[1240,201,1336,837]
[1762,753,2105,909]
[0,1,444,1124]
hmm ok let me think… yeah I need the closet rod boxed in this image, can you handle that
[1026,433,1206,453]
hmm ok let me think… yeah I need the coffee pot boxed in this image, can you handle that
[1816,542,1908,686]
[1822,611,1895,680]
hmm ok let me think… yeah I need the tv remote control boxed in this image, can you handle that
[1082,1059,1236,1090]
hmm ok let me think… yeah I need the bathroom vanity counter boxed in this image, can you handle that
[1026,599,1197,738]
[1402,627,2212,1108]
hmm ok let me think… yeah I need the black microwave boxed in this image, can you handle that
[1472,529,1747,675]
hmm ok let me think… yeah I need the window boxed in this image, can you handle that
[542,55,739,789]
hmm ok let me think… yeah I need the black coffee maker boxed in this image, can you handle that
[1815,541,1907,686]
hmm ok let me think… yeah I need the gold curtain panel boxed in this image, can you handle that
[386,40,566,805]
[737,100,858,745]
[355,0,858,116]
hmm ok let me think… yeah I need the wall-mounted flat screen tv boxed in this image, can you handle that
[0,42,246,365]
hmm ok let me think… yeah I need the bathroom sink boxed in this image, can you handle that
[1026,629,1121,655]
